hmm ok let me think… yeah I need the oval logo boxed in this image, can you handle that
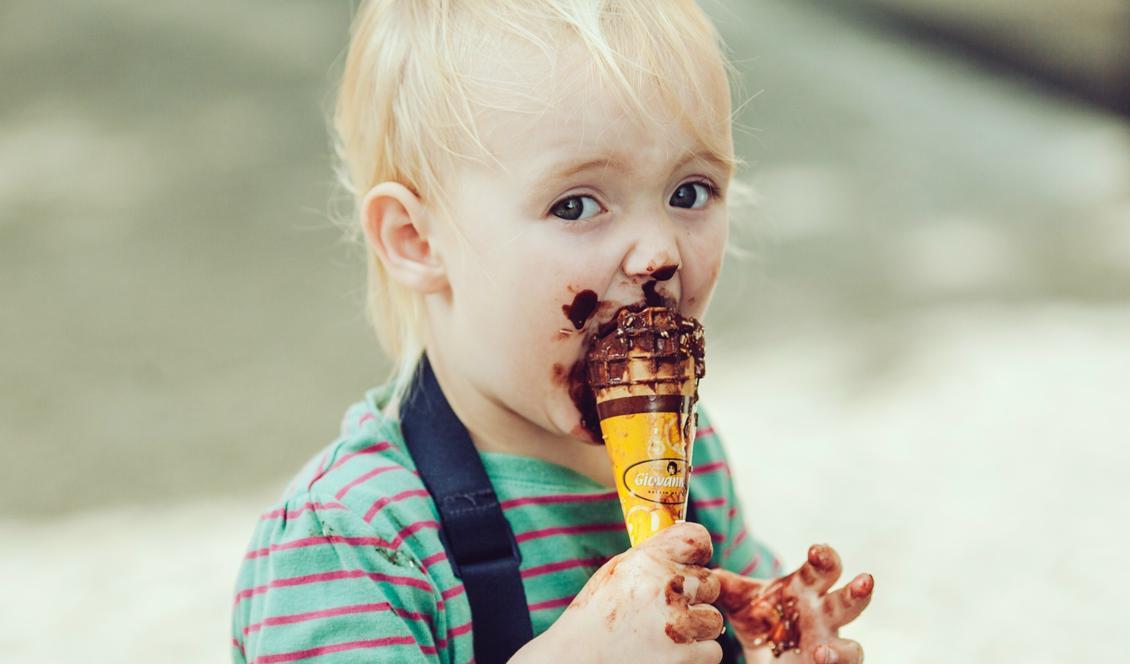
[622,458,688,505]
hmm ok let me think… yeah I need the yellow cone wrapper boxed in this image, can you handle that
[586,307,705,546]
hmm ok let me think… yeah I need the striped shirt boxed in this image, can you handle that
[231,384,780,663]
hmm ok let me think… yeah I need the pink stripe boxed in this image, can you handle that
[500,491,618,509]
[334,464,401,500]
[727,506,737,520]
[358,412,376,427]
[710,532,725,544]
[389,520,441,548]
[693,460,729,476]
[696,426,716,438]
[436,620,474,648]
[367,571,435,592]
[739,554,762,576]
[260,502,347,522]
[364,489,430,523]
[232,637,246,657]
[528,595,576,612]
[441,584,466,600]
[691,497,726,509]
[330,441,392,470]
[723,527,748,560]
[515,522,624,543]
[392,606,435,626]
[307,441,393,491]
[245,602,395,635]
[420,551,448,569]
[245,535,391,561]
[521,556,605,579]
[234,569,434,607]
[255,636,422,663]
[772,557,783,575]
[306,452,331,491]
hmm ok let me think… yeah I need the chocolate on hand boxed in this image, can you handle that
[713,544,873,662]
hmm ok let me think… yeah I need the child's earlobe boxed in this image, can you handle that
[362,181,447,293]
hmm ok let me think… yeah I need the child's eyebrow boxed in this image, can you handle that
[537,150,733,185]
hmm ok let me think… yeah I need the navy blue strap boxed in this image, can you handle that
[399,357,532,664]
[400,356,738,663]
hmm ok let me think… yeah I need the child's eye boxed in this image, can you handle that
[669,182,714,210]
[550,195,604,222]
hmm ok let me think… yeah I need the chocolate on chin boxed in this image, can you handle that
[584,306,705,546]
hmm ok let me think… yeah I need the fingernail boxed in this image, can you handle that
[817,645,839,664]
[808,544,831,570]
[851,573,874,598]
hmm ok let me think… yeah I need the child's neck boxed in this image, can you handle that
[427,353,615,489]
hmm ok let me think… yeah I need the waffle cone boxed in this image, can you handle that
[586,306,704,404]
[584,306,706,546]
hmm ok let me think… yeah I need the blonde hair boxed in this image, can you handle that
[331,0,744,402]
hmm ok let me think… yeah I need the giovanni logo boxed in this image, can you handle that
[622,458,688,504]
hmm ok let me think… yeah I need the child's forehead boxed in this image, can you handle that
[466,35,733,173]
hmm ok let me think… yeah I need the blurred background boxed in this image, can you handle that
[2,0,1127,661]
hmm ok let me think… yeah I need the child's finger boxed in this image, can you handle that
[641,522,713,566]
[712,567,766,613]
[684,639,723,663]
[685,565,721,605]
[813,637,865,664]
[820,573,874,628]
[688,604,725,641]
[796,544,842,595]
[665,603,725,644]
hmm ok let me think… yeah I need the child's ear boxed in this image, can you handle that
[361,182,447,294]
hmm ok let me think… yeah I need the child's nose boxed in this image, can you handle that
[620,223,682,282]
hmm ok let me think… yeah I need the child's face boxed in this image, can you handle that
[426,40,732,444]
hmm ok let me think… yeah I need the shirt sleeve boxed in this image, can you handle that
[232,495,446,663]
[694,408,783,580]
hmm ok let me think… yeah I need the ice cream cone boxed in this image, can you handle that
[586,307,705,546]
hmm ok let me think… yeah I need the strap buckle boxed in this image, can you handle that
[437,489,522,578]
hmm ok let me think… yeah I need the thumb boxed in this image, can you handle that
[638,521,713,566]
[712,567,768,612]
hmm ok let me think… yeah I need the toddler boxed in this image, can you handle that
[232,1,873,662]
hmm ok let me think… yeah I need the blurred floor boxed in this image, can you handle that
[1,0,1128,661]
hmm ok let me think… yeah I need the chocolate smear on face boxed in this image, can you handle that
[651,264,678,281]
[568,358,602,442]
[641,279,678,308]
[562,290,599,330]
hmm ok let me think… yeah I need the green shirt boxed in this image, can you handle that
[232,384,779,663]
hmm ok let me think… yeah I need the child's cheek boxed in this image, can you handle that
[543,282,616,441]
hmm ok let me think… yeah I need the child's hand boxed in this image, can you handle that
[712,544,873,664]
[524,522,725,663]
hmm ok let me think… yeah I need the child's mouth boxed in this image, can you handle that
[558,269,701,444]
[569,302,706,445]
[561,273,680,338]
[557,269,687,443]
